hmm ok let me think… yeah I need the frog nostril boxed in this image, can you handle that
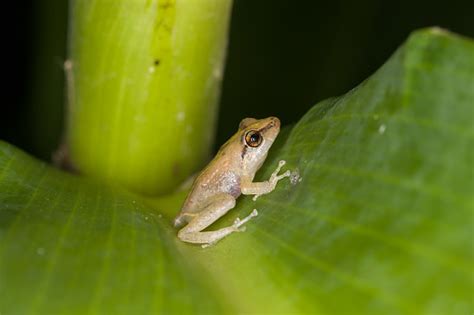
[270,117,280,128]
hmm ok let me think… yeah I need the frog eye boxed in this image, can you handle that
[245,130,263,147]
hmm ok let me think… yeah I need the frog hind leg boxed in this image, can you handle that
[177,193,258,247]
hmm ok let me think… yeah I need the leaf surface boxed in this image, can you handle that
[0,143,226,314]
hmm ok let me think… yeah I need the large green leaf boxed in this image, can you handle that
[0,28,473,314]
[0,142,227,314]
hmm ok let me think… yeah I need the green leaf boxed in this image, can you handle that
[1,28,473,314]
[0,141,229,314]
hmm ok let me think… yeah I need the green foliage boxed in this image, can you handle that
[67,0,232,195]
[0,29,473,314]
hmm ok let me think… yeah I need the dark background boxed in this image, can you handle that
[2,1,473,160]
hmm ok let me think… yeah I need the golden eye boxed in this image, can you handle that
[245,130,262,147]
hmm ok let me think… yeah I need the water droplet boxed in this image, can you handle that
[378,124,386,134]
[290,169,302,185]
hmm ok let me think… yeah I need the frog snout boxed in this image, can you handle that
[269,117,280,129]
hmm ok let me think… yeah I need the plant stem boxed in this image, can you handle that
[66,0,233,195]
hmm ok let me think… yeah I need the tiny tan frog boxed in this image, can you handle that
[174,117,291,247]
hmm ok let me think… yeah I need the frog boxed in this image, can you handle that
[174,116,291,247]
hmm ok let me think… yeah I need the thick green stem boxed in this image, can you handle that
[66,0,232,195]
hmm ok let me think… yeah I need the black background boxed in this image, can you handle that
[2,0,473,160]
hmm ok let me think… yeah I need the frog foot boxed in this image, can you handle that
[271,160,291,182]
[253,160,291,201]
[233,209,258,230]
[201,210,258,248]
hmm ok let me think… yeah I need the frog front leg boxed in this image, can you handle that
[177,193,258,247]
[241,160,291,201]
